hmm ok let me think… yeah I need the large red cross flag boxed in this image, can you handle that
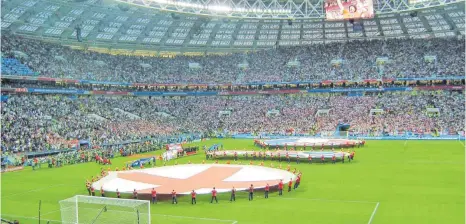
[113,165,293,194]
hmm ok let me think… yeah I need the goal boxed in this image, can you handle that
[59,195,150,224]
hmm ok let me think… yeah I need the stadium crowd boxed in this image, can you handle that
[1,91,464,153]
[1,34,464,83]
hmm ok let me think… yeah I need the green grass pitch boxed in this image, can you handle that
[1,139,464,224]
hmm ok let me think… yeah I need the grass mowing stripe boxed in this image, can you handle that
[367,202,380,224]
[2,184,81,199]
[2,212,238,224]
[279,197,378,204]
[150,213,237,223]
[2,139,464,224]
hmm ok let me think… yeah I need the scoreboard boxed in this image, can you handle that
[324,0,375,21]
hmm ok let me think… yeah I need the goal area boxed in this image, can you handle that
[59,195,150,224]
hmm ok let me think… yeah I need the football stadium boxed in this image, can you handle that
[0,0,465,223]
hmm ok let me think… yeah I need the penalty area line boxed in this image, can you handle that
[367,202,380,224]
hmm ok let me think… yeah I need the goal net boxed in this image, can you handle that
[59,195,150,224]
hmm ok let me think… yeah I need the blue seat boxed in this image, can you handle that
[1,58,35,75]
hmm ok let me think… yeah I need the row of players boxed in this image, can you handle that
[206,150,357,163]
[86,174,303,205]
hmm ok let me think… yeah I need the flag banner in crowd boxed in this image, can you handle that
[2,85,462,97]
[2,75,463,89]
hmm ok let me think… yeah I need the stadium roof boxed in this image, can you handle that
[1,0,464,54]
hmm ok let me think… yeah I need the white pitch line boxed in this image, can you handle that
[459,140,465,147]
[367,202,380,224]
[34,208,62,218]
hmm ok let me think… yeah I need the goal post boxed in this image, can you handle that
[59,195,150,224]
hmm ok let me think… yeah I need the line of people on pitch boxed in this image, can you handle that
[86,175,303,204]
[208,150,355,164]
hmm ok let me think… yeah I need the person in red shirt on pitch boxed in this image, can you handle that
[33,157,38,170]
[230,187,236,202]
[101,186,105,197]
[191,190,197,204]
[288,178,293,192]
[278,179,284,195]
[116,189,121,198]
[90,186,95,196]
[321,154,325,164]
[308,155,312,164]
[86,182,91,195]
[332,154,336,164]
[294,175,301,189]
[351,151,355,160]
[151,188,157,204]
[211,187,218,203]
[133,189,138,199]
[264,183,270,199]
[171,190,178,204]
[248,184,254,201]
